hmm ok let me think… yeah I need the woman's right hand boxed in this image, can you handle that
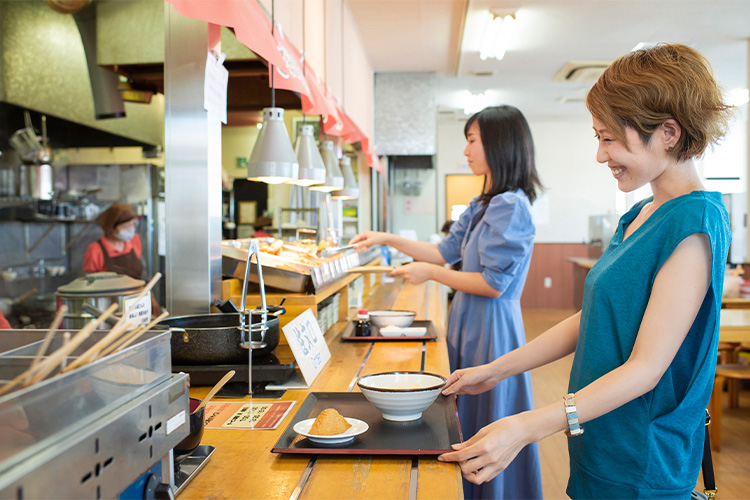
[348,231,392,250]
[442,363,501,396]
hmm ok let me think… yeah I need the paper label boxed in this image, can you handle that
[166,410,186,435]
[204,51,228,124]
[122,293,151,327]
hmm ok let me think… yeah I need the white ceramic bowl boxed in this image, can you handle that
[357,371,447,421]
[369,310,416,329]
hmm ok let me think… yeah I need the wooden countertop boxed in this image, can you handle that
[183,280,463,500]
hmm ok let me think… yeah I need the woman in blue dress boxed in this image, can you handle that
[439,44,733,499]
[351,105,544,500]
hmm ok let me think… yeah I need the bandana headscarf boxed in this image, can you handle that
[95,202,136,234]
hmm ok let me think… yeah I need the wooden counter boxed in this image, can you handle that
[183,280,463,500]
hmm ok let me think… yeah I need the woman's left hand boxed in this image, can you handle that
[390,262,434,284]
[438,414,531,485]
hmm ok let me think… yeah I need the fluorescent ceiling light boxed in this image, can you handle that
[462,91,489,115]
[727,88,749,106]
[479,11,516,61]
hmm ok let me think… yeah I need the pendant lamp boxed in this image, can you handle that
[288,124,326,186]
[309,140,344,192]
[247,107,298,184]
[331,156,359,199]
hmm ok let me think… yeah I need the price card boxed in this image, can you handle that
[281,308,331,387]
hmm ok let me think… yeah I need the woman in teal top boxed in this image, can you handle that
[438,43,733,499]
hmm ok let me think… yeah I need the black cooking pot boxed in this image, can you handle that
[162,306,285,365]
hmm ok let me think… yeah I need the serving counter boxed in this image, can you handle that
[183,280,463,500]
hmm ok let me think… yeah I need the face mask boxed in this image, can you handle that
[117,229,135,242]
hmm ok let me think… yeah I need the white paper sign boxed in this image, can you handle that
[204,51,228,124]
[122,293,152,327]
[281,308,331,387]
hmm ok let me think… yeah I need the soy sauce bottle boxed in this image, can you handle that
[355,309,371,337]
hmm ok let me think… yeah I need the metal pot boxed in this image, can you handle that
[56,272,146,329]
[164,306,286,364]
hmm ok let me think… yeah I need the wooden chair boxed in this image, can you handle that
[708,363,750,451]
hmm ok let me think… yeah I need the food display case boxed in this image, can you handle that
[222,238,380,294]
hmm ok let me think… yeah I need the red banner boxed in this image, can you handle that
[164,0,377,168]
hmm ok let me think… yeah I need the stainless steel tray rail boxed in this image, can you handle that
[0,329,189,498]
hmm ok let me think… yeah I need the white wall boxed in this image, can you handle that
[435,115,617,244]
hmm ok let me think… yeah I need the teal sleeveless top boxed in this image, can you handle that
[567,191,730,499]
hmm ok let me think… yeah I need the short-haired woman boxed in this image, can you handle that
[439,44,733,500]
[351,105,544,499]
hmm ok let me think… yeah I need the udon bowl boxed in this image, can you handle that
[356,371,446,421]
[368,310,416,329]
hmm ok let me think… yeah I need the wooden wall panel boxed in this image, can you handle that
[521,243,590,309]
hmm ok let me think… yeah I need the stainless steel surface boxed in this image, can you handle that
[0,329,189,498]
[164,7,222,316]
[174,445,215,497]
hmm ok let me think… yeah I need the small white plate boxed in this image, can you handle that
[379,326,428,337]
[293,417,369,445]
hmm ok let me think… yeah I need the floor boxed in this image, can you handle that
[523,308,750,499]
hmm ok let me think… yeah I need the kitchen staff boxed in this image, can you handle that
[0,310,10,329]
[439,44,732,500]
[351,105,543,500]
[83,202,162,315]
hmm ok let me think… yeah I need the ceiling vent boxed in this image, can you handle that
[553,61,611,83]
[470,70,496,77]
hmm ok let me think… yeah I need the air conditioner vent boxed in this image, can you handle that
[553,61,611,83]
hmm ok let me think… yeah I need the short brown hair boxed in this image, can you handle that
[586,43,733,161]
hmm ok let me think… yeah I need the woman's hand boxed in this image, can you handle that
[390,262,435,285]
[438,414,531,485]
[442,363,500,396]
[349,231,391,250]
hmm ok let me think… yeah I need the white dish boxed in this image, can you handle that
[379,326,428,337]
[293,417,369,445]
[369,310,416,328]
[357,372,446,421]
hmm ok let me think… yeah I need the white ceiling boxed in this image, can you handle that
[348,0,750,121]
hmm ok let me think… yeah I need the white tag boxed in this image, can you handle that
[166,410,186,435]
[281,309,331,387]
[122,293,152,327]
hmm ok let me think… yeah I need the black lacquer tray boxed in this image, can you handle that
[272,392,461,455]
[341,320,438,342]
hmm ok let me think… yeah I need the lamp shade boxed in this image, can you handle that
[309,140,344,192]
[288,124,326,186]
[331,156,359,199]
[247,107,298,184]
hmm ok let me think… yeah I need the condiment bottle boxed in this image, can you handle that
[355,309,370,337]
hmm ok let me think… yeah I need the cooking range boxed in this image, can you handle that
[0,329,211,499]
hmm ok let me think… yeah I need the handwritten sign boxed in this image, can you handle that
[122,293,152,327]
[204,51,228,124]
[282,308,331,387]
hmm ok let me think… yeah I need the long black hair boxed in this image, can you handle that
[464,105,543,204]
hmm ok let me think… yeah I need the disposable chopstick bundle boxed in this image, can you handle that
[97,311,169,359]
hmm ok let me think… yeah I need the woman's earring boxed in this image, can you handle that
[668,146,674,152]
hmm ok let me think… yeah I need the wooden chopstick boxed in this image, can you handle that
[98,312,169,359]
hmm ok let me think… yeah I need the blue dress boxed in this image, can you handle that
[567,191,730,499]
[438,190,543,500]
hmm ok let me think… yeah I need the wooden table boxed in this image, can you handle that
[182,280,463,500]
[719,308,750,344]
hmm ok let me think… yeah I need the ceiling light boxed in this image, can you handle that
[246,107,298,184]
[727,88,749,106]
[331,156,359,199]
[463,91,489,115]
[289,124,326,186]
[479,11,516,61]
[309,140,344,192]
